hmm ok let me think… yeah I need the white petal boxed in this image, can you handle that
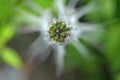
[16,9,52,35]
[72,2,95,20]
[54,46,65,77]
[38,46,52,63]
[54,0,65,16]
[18,26,41,34]
[24,0,44,14]
[71,39,90,58]
[27,35,50,64]
[76,22,101,37]
[15,8,42,23]
[82,34,99,44]
[67,0,79,9]
[80,26,104,45]
[39,10,52,35]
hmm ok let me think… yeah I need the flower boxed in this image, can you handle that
[16,0,103,77]
[47,19,71,44]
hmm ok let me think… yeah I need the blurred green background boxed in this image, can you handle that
[0,0,120,80]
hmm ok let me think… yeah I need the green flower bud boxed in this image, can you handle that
[48,19,71,44]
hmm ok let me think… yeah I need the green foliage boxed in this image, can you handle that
[0,24,15,46]
[115,74,120,80]
[1,47,22,68]
[0,0,17,26]
[105,22,120,74]
[35,0,53,8]
[65,43,84,70]
[65,43,105,80]
[0,0,22,69]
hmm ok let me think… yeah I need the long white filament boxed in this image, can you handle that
[67,0,79,8]
[19,26,41,34]
[16,8,42,23]
[54,0,65,17]
[72,2,95,20]
[27,35,50,64]
[24,1,44,13]
[54,46,65,77]
[71,39,90,58]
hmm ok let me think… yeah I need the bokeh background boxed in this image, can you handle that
[0,0,120,80]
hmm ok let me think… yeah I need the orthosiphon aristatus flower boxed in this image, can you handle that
[16,0,103,77]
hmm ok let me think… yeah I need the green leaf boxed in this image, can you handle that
[0,24,15,46]
[115,73,120,80]
[0,0,17,25]
[105,23,120,73]
[35,0,53,8]
[2,47,22,68]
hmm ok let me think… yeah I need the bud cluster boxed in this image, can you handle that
[48,19,71,44]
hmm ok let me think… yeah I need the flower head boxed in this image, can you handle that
[48,19,71,45]
[16,0,103,77]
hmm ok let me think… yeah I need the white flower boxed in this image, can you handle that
[16,0,103,77]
